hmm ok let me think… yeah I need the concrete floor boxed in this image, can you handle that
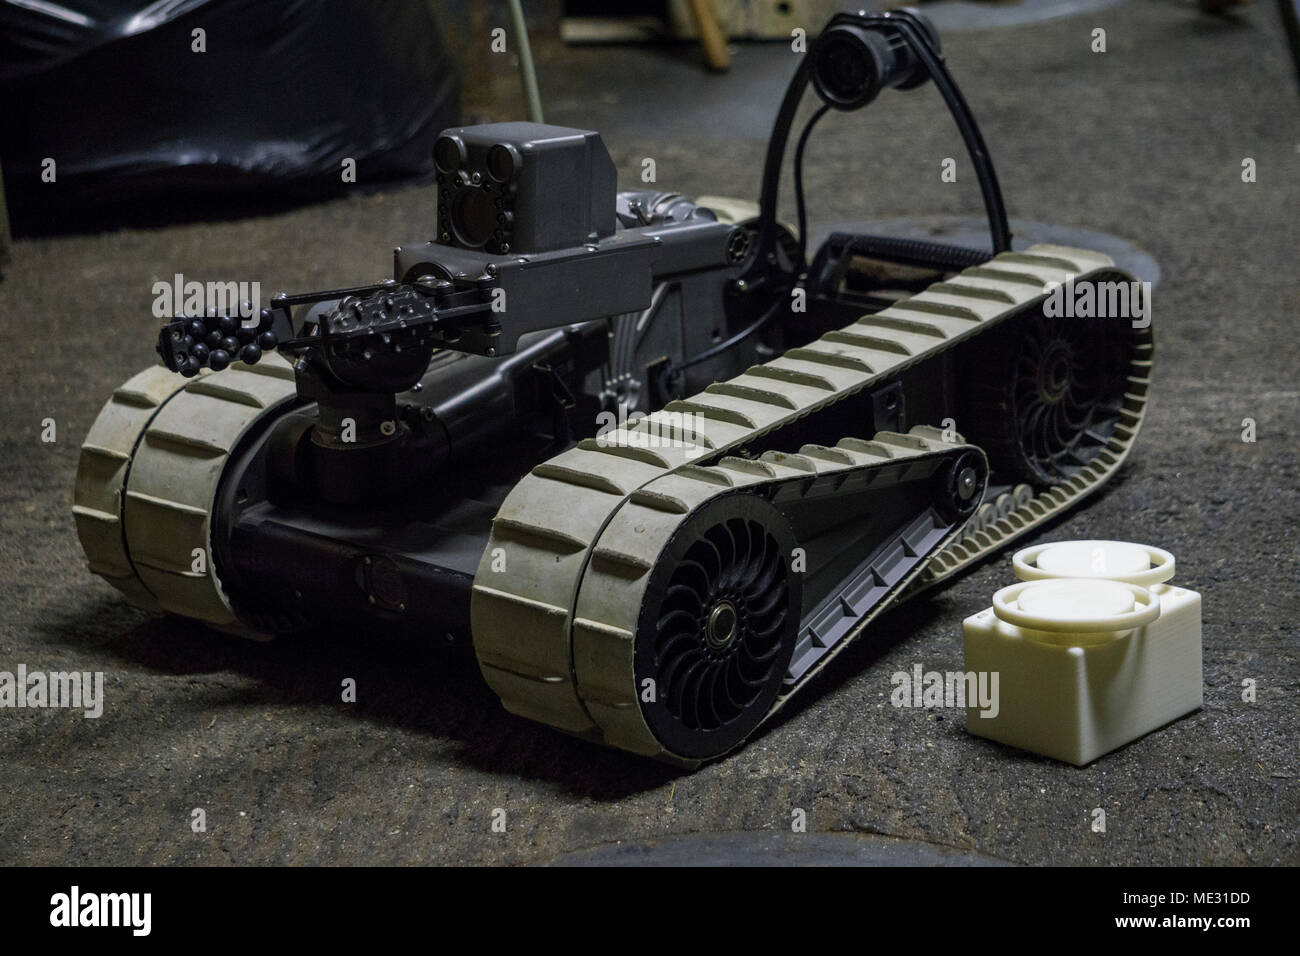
[1,0,1297,865]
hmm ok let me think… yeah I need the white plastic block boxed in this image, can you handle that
[963,540,1202,765]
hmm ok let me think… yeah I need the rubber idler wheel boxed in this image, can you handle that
[934,448,988,523]
[633,493,802,760]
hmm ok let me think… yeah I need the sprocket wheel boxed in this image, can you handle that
[961,306,1131,487]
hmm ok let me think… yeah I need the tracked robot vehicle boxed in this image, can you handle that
[74,10,1151,765]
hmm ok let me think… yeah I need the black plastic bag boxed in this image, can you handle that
[0,0,460,234]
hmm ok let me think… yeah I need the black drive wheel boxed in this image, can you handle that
[960,306,1131,488]
[634,493,802,761]
[934,449,989,523]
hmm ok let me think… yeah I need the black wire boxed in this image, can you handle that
[794,103,831,274]
[658,108,823,398]
[659,296,786,393]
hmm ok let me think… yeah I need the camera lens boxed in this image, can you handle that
[451,188,495,247]
[810,15,939,109]
[812,29,882,110]
[434,135,464,174]
[486,143,518,183]
[820,36,872,102]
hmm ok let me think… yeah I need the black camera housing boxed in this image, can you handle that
[433,122,617,255]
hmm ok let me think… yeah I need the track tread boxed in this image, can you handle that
[472,243,1152,763]
[75,353,298,627]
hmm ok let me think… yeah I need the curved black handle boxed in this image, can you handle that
[745,8,1011,286]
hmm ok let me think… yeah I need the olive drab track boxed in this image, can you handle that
[75,244,1151,764]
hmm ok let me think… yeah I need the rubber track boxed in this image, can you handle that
[74,354,298,630]
[571,428,976,762]
[471,244,1152,761]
